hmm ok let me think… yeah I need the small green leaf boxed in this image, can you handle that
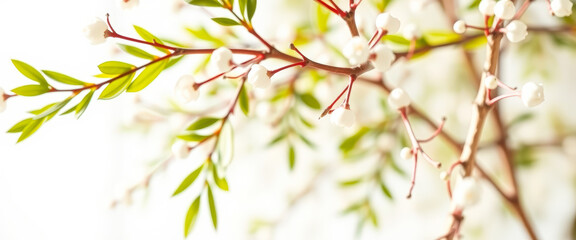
[239,0,247,17]
[186,0,223,7]
[177,133,210,142]
[247,0,257,21]
[186,27,225,46]
[127,58,169,92]
[75,90,95,118]
[33,98,72,120]
[340,178,363,187]
[7,118,33,133]
[166,56,184,69]
[60,103,78,116]
[212,166,229,191]
[11,85,50,96]
[133,25,170,54]
[315,4,330,33]
[98,61,135,75]
[98,72,135,100]
[380,181,393,200]
[117,44,156,60]
[11,59,48,86]
[17,117,47,143]
[42,70,87,86]
[268,131,287,146]
[187,117,221,131]
[173,164,204,196]
[299,93,321,110]
[339,127,370,153]
[466,0,482,10]
[508,112,534,128]
[29,103,58,115]
[184,196,201,237]
[207,185,218,229]
[211,17,241,26]
[297,133,316,148]
[239,85,249,116]
[288,145,295,170]
[367,205,378,227]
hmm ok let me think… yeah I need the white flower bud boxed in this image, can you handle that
[171,140,191,159]
[211,47,233,73]
[83,18,108,45]
[494,0,516,20]
[371,44,396,72]
[453,20,467,34]
[440,171,449,181]
[330,107,356,128]
[388,88,411,110]
[505,20,528,43]
[247,64,271,89]
[343,36,370,66]
[400,147,413,160]
[402,24,420,40]
[484,75,498,90]
[120,0,139,9]
[479,0,496,16]
[0,87,6,113]
[551,0,573,17]
[452,177,480,209]
[375,13,401,34]
[521,82,544,107]
[175,75,199,103]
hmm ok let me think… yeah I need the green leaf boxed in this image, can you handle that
[379,181,393,200]
[29,103,58,115]
[268,131,287,146]
[172,164,204,196]
[117,44,156,60]
[508,112,534,128]
[75,90,95,118]
[297,133,316,148]
[127,58,169,92]
[17,117,47,143]
[187,117,221,131]
[60,103,78,116]
[133,25,171,54]
[288,145,295,170]
[367,205,378,227]
[211,17,241,26]
[7,118,33,133]
[212,166,229,191]
[11,85,50,96]
[184,196,201,237]
[33,98,72,120]
[239,85,249,116]
[207,185,218,229]
[340,178,363,187]
[239,0,247,17]
[186,0,223,7]
[98,61,135,75]
[373,0,393,12]
[383,35,410,46]
[299,93,321,110]
[339,127,370,153]
[186,27,225,46]
[11,59,48,86]
[247,0,257,21]
[315,4,330,33]
[42,70,87,86]
[423,31,462,46]
[166,56,184,69]
[177,133,210,142]
[467,0,482,10]
[98,72,135,100]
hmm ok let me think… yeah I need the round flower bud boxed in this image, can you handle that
[551,0,573,17]
[400,147,413,160]
[83,18,108,45]
[371,44,396,72]
[484,75,498,90]
[330,107,356,128]
[479,0,496,16]
[402,24,420,40]
[247,64,271,89]
[521,82,544,107]
[453,20,467,34]
[0,87,6,113]
[452,177,480,209]
[494,0,516,20]
[175,75,199,103]
[388,88,411,110]
[505,20,528,43]
[171,140,191,159]
[120,0,139,9]
[375,13,401,34]
[211,47,233,73]
[343,36,370,66]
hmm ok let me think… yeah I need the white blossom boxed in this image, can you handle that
[83,18,108,45]
[175,75,199,103]
[248,64,271,89]
[330,107,356,128]
[440,171,449,181]
[377,133,396,152]
[402,23,420,40]
[371,44,396,72]
[479,0,496,16]
[400,147,413,160]
[375,13,401,34]
[452,177,481,209]
[453,20,467,34]
[343,36,370,66]
[551,0,573,17]
[211,47,233,73]
[494,0,516,20]
[0,87,6,113]
[120,0,139,9]
[484,75,498,90]
[171,140,191,159]
[505,20,528,42]
[521,82,544,107]
[388,88,411,109]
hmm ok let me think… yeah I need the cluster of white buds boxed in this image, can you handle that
[504,20,528,42]
[0,87,6,113]
[175,74,199,103]
[551,0,573,17]
[452,177,481,209]
[494,0,516,20]
[247,64,271,89]
[211,47,233,73]
[343,36,370,66]
[83,18,108,45]
[120,0,139,9]
[330,106,356,128]
[171,140,191,159]
[521,82,545,107]
[453,20,467,34]
[484,75,498,90]
[478,0,496,16]
[388,88,411,110]
[375,13,401,34]
[371,44,396,72]
[400,147,413,160]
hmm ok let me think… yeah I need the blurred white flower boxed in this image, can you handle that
[402,23,420,40]
[371,44,396,72]
[175,74,199,103]
[505,20,528,42]
[388,88,411,109]
[551,0,573,17]
[453,20,467,34]
[0,87,6,113]
[120,0,139,9]
[343,36,370,66]
[479,0,496,16]
[248,64,271,89]
[400,147,413,160]
[521,82,544,107]
[377,133,396,152]
[452,177,481,209]
[171,140,191,159]
[375,13,401,34]
[440,171,449,181]
[211,47,233,73]
[83,18,108,45]
[330,107,356,128]
[494,0,516,20]
[484,75,498,90]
